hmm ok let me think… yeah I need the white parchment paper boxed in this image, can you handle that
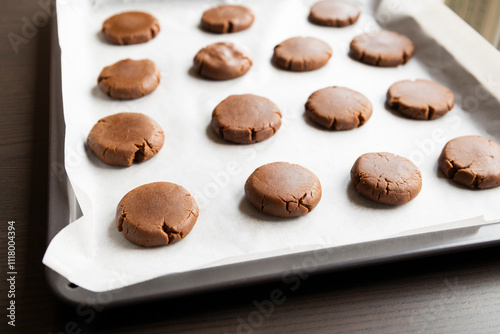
[43,0,500,292]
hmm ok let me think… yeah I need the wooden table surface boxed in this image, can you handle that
[1,1,500,333]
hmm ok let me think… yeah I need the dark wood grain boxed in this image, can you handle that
[1,1,500,333]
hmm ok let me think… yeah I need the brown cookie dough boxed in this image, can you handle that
[245,162,322,217]
[102,11,160,45]
[87,112,164,167]
[305,86,372,130]
[309,0,361,27]
[350,152,422,205]
[273,37,332,71]
[211,94,282,144]
[386,79,454,120]
[98,59,160,100]
[193,42,252,80]
[201,5,254,33]
[349,30,415,67]
[438,136,500,189]
[116,182,199,247]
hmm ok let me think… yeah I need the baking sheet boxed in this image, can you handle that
[43,0,500,292]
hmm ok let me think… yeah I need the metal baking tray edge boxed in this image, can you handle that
[46,11,500,308]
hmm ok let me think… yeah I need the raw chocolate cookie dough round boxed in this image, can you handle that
[309,0,361,27]
[201,5,254,33]
[98,59,160,100]
[350,152,422,205]
[438,136,500,189]
[245,162,322,217]
[102,11,160,45]
[116,182,199,247]
[273,37,332,71]
[386,79,454,120]
[87,112,164,167]
[306,86,372,130]
[211,94,282,144]
[193,42,252,80]
[350,30,414,67]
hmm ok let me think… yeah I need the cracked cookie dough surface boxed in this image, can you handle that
[438,136,500,189]
[116,182,199,247]
[193,42,252,80]
[349,30,414,67]
[98,59,160,100]
[87,112,164,167]
[201,5,254,34]
[211,94,282,144]
[102,11,160,45]
[306,86,372,130]
[309,0,360,27]
[351,152,422,205]
[273,37,332,71]
[387,79,454,120]
[245,162,322,217]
